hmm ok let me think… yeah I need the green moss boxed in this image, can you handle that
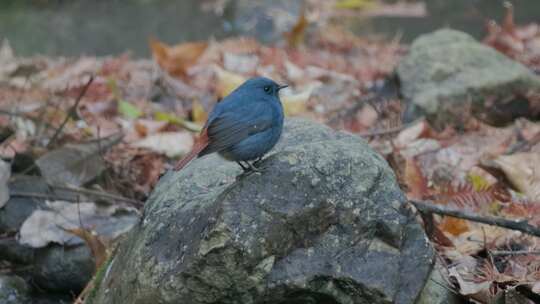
[85,254,114,304]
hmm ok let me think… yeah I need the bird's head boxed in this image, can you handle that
[237,77,288,99]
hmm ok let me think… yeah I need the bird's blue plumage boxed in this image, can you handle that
[199,77,285,162]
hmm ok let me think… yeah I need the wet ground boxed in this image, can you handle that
[0,0,539,56]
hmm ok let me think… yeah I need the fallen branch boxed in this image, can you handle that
[359,124,409,138]
[409,199,540,238]
[490,250,540,256]
[10,185,141,207]
[47,75,94,148]
[51,184,142,206]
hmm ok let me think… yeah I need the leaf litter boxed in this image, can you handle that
[0,2,540,303]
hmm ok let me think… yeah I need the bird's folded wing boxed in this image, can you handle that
[201,102,273,155]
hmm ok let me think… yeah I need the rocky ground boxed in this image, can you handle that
[1,4,540,304]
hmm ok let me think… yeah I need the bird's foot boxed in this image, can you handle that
[235,160,265,180]
[253,157,264,167]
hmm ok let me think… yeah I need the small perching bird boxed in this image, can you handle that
[174,77,287,174]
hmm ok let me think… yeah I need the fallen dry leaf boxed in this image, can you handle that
[132,132,193,158]
[215,67,246,98]
[404,158,429,200]
[284,9,308,48]
[19,200,138,248]
[488,152,540,200]
[63,226,108,269]
[149,38,208,78]
[191,100,208,125]
[394,120,429,148]
[439,216,469,236]
[36,133,122,186]
[134,119,168,138]
[448,256,491,296]
[281,86,314,116]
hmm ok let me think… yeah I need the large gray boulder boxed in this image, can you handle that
[398,29,540,128]
[90,119,434,304]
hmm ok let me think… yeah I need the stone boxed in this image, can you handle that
[0,275,30,304]
[32,244,94,293]
[0,176,77,234]
[398,29,540,129]
[90,119,434,304]
[0,239,34,265]
[416,261,460,304]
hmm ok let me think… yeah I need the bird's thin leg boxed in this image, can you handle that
[246,161,262,173]
[236,161,249,171]
[253,156,264,167]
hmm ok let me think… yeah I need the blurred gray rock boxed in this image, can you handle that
[0,238,34,265]
[0,275,30,304]
[398,29,540,129]
[417,261,461,304]
[32,244,94,293]
[229,0,303,43]
[0,177,46,233]
[90,119,434,304]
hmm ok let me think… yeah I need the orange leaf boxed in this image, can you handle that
[63,227,108,269]
[284,9,308,48]
[149,38,207,78]
[439,216,469,236]
[191,100,208,125]
[404,158,429,199]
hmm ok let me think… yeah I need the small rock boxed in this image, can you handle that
[0,238,34,265]
[32,244,94,293]
[0,177,45,233]
[231,0,303,43]
[0,176,76,233]
[398,29,540,129]
[417,261,461,304]
[0,274,30,304]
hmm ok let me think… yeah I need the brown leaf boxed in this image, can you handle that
[394,120,429,148]
[439,216,469,236]
[191,100,208,125]
[284,9,308,48]
[149,38,207,78]
[404,158,429,200]
[215,67,246,99]
[63,227,108,269]
[488,153,540,201]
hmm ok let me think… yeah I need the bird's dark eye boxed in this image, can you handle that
[263,86,271,93]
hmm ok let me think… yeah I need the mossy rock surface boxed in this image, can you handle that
[91,119,434,304]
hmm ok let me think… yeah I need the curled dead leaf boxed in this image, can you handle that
[284,9,308,48]
[404,158,429,200]
[149,38,208,78]
[133,132,194,158]
[62,226,108,269]
[215,67,246,99]
[483,152,540,201]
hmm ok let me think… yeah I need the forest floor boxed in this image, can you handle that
[1,3,540,303]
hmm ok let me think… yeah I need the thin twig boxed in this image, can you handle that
[47,75,94,148]
[51,184,142,206]
[490,250,540,256]
[9,191,70,201]
[359,123,410,138]
[409,199,540,238]
[10,185,141,206]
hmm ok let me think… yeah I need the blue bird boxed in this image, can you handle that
[174,77,287,173]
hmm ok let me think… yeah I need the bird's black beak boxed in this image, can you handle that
[277,84,288,91]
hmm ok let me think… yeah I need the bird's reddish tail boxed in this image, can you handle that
[174,130,209,171]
